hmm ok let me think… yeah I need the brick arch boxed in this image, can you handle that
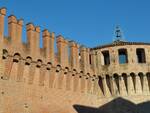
[64,67,69,74]
[2,49,8,59]
[138,72,144,75]
[87,73,90,78]
[93,75,96,77]
[71,69,77,76]
[87,72,90,76]
[13,52,21,62]
[65,66,69,70]
[37,59,42,62]
[146,72,150,75]
[25,56,32,65]
[46,62,52,70]
[14,53,21,56]
[36,59,43,68]
[73,68,77,72]
[47,61,52,65]
[56,64,61,72]
[80,70,83,74]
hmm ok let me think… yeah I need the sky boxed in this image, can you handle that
[0,0,150,48]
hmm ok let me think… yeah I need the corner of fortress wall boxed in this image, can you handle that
[0,8,6,76]
[0,7,150,113]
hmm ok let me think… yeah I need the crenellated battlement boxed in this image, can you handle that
[0,8,98,96]
[0,8,95,75]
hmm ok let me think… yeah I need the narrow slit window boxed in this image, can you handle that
[89,54,92,65]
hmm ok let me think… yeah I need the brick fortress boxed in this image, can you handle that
[0,7,150,113]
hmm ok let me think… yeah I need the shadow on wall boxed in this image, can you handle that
[73,97,150,113]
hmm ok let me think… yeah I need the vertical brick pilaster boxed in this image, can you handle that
[4,57,13,79]
[135,74,142,95]
[28,63,36,84]
[65,71,72,91]
[0,8,6,76]
[16,19,23,44]
[64,39,69,67]
[57,70,64,89]
[17,59,25,81]
[49,67,56,88]
[56,35,65,67]
[119,76,127,96]
[8,15,17,44]
[43,30,55,64]
[90,51,97,74]
[102,76,111,97]
[127,75,135,95]
[69,41,77,69]
[86,48,90,73]
[143,74,149,95]
[39,66,46,86]
[34,26,40,56]
[80,46,87,74]
[26,23,36,57]
[79,73,85,93]
[95,78,104,97]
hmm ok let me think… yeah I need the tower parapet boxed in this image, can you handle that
[0,7,97,77]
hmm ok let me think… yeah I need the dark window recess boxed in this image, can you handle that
[113,74,120,91]
[102,51,110,65]
[118,49,128,64]
[136,48,146,63]
[89,54,92,65]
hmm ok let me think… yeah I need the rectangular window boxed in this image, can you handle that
[118,49,128,64]
[102,51,110,65]
[136,48,146,63]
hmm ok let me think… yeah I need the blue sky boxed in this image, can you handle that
[0,0,150,48]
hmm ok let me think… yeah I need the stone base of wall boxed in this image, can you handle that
[0,78,150,113]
